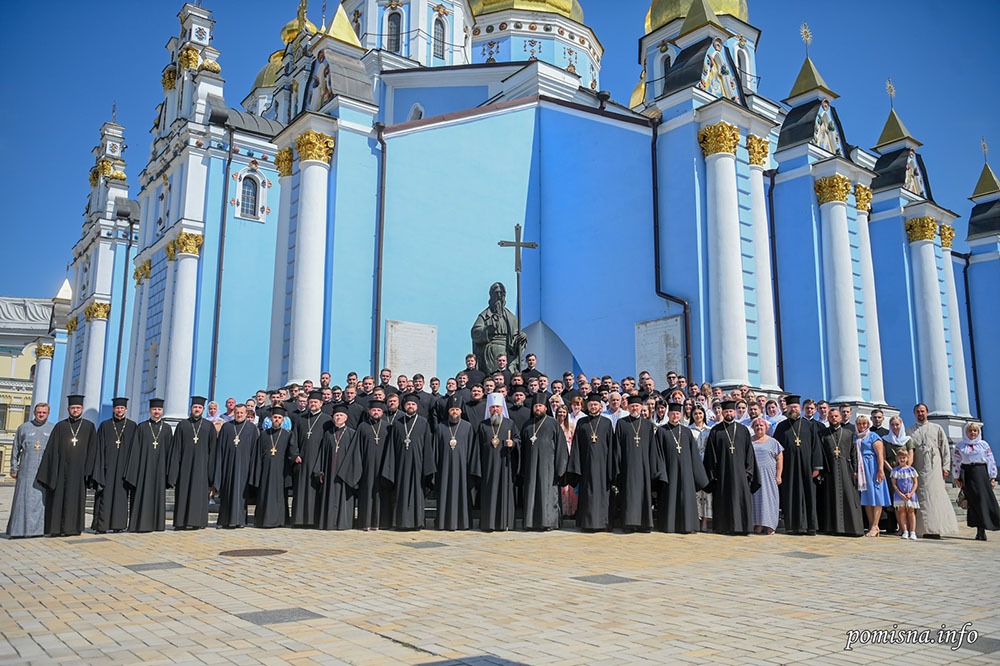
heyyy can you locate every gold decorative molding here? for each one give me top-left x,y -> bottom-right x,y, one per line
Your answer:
275,147 -> 294,177
746,135 -> 769,167
905,217 -> 938,243
165,240 -> 177,262
85,301 -> 112,321
174,232 -> 204,257
939,224 -> 956,249
96,158 -> 113,177
814,174 -> 852,204
89,169 -> 99,187
66,316 -> 78,335
178,46 -> 200,71
109,170 -> 127,181
133,259 -> 152,285
35,344 -> 55,359
162,67 -> 177,92
854,184 -> 873,212
296,130 -> 335,164
199,59 -> 222,74
698,122 -> 740,157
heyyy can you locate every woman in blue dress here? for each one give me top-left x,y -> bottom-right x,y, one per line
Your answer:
857,414 -> 890,537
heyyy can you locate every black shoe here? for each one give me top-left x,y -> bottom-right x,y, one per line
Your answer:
923,533 -> 941,539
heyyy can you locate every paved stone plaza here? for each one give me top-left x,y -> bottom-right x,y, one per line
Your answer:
1,485 -> 998,665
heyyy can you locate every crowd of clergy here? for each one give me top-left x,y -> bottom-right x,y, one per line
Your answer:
7,352 -> 999,542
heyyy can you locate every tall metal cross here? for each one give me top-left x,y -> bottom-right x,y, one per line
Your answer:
498,223 -> 538,330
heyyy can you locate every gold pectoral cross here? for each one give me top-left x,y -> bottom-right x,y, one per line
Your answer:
71,436 -> 78,447
794,436 -> 801,447
676,442 -> 682,454
193,435 -> 199,445
153,440 -> 158,450
270,445 -> 277,456
234,436 -> 240,446
729,444 -> 735,455
634,433 -> 641,446
833,445 -> 840,458
591,432 -> 598,442
34,442 -> 41,451
115,440 -> 121,448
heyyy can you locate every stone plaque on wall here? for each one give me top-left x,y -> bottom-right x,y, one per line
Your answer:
635,316 -> 685,382
385,320 -> 437,379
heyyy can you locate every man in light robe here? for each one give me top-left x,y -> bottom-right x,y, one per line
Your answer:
6,403 -> 55,538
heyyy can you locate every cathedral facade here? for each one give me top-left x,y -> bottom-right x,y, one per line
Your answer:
47,0 -> 999,445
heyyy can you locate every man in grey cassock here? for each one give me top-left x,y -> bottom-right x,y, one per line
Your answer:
6,403 -> 55,538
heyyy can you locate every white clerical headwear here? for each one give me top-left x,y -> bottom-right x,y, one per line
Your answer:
486,391 -> 509,418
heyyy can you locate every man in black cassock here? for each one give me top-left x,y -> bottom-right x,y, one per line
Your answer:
816,407 -> 864,536
565,393 -> 616,531
124,398 -> 171,533
773,394 -> 822,535
507,387 -> 531,433
356,400 -> 393,530
473,393 -> 519,531
429,395 -> 476,530
92,397 -> 136,533
290,391 -> 329,528
167,396 -> 216,530
342,385 -> 366,430
314,404 -> 362,530
655,403 -> 709,534
462,384 -> 487,424
382,394 -> 432,530
214,403 -> 258,528
250,407 -> 298,527
614,395 -> 666,533
36,394 -> 99,537
519,394 -> 568,531
702,400 -> 760,535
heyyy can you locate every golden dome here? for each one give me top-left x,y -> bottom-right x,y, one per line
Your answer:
281,15 -> 317,45
253,50 -> 285,89
630,72 -> 646,110
471,0 -> 584,22
645,0 -> 748,33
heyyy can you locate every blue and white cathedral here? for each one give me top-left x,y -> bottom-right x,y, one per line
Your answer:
42,0 -> 1000,449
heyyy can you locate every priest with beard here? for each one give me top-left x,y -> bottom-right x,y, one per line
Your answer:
772,394 -> 823,535
214,403 -> 258,528
37,394 -> 100,537
356,400 -> 393,530
314,404 -> 363,530
124,398 -> 171,533
382,393 -> 433,529
565,393 -> 617,532
430,395 -> 476,530
250,406 -> 299,528
384,393 -> 402,429
290,392 -> 330,528
473,392 -> 519,532
815,407 -> 864,536
92,397 -> 136,533
167,396 -> 217,530
655,403 -> 709,534
702,400 -> 760,535
614,395 -> 667,533
519,394 -> 568,531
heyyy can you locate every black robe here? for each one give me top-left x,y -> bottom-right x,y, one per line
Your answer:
773,416 -> 823,533
430,419 -> 476,530
36,417 -> 99,536
344,400 -> 366,430
473,418 -> 519,531
382,413 -> 433,529
314,425 -> 363,530
655,423 -> 709,533
167,417 -> 216,529
613,416 -> 667,531
92,417 -> 136,533
702,420 -> 760,535
508,404 -> 531,434
565,415 -> 617,530
290,411 -> 331,527
213,420 -> 257,528
462,398 -> 486,425
816,425 -> 864,536
356,418 -> 393,529
250,428 -> 297,528
124,419 -> 171,533
519,415 -> 568,530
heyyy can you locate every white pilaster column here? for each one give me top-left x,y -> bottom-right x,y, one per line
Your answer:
81,302 -> 112,422
816,175 -> 863,403
939,224 -> 971,416
269,148 -> 294,387
32,343 -> 55,408
906,217 -> 951,414
126,261 -> 151,409
853,185 -> 886,404
287,130 -> 333,385
746,135 -> 779,390
700,122 -> 749,387
163,233 -> 203,419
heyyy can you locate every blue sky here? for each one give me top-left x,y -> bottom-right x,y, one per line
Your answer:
1,1 -> 996,298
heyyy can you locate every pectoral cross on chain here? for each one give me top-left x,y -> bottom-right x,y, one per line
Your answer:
729,443 -> 735,455
71,436 -> 78,447
153,440 -> 158,450
270,444 -> 277,456
794,436 -> 801,447
530,435 -> 538,444
833,445 -> 840,458
193,434 -> 199,445
676,442 -> 682,454
234,436 -> 241,446
34,441 -> 41,451
634,433 -> 642,446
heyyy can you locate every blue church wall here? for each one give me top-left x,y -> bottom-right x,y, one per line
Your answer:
475,36 -> 511,64
734,147 -> 761,386
391,85 -> 489,125
951,256 -> 977,417
967,250 -> 1000,451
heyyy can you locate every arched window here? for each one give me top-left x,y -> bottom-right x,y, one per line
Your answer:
433,18 -> 446,60
660,53 -> 672,96
240,177 -> 259,218
408,104 -> 424,121
387,12 -> 402,54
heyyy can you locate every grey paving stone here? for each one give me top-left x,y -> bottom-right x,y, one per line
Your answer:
233,608 -> 323,626
779,551 -> 831,559
402,541 -> 450,549
570,574 -> 640,585
123,561 -> 185,572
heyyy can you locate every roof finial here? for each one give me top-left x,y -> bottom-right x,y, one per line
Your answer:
320,0 -> 327,31
297,0 -> 308,28
799,22 -> 813,56
984,136 -> 990,163
112,99 -> 117,124
886,78 -> 896,109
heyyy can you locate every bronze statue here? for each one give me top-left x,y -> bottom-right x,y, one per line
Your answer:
471,282 -> 527,374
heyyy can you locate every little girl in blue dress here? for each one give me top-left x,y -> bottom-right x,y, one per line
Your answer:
891,447 -> 920,541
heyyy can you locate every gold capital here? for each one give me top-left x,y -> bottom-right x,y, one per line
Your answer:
89,169 -> 99,187
698,122 -> 741,157
814,174 -> 852,204
96,158 -> 113,177
939,224 -> 956,249
178,46 -> 200,71
174,232 -> 204,257
66,316 -> 78,335
133,259 -> 152,285
35,344 -> 55,359
165,240 -> 177,262
854,184 -> 873,212
161,67 -> 177,92
905,217 -> 938,243
275,147 -> 294,177
85,301 -> 112,321
746,135 -> 770,167
296,130 -> 336,164
199,59 -> 222,74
